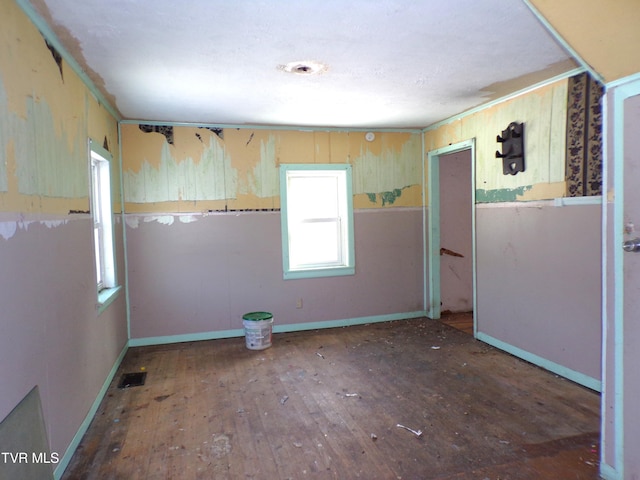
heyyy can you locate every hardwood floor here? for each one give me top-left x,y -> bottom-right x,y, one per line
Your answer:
439,311 -> 474,335
62,318 -> 601,479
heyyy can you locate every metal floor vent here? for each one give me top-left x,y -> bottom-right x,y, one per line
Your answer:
118,372 -> 147,389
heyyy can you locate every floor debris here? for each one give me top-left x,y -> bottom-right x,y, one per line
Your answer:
396,424 -> 423,437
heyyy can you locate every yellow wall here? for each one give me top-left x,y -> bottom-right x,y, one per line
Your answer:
121,125 -> 423,213
0,0 -> 119,215
531,0 -> 640,83
424,79 -> 568,202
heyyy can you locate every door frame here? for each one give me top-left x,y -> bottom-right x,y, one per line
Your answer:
425,139 -> 476,332
602,75 -> 640,480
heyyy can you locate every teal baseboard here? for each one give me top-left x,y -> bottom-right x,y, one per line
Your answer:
476,331 -> 602,392
54,342 -> 129,479
129,328 -> 245,347
129,311 -> 429,347
599,462 -> 619,480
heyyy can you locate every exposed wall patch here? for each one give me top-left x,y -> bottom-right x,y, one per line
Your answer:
125,216 -> 140,229
0,222 -> 18,240
139,124 -> 174,145
476,186 -> 528,203
44,38 -> 63,81
143,215 -> 174,226
366,187 -> 407,206
0,218 -> 70,240
199,127 -> 224,140
380,188 -> 404,206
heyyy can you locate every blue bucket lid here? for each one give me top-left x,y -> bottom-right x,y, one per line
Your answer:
242,311 -> 273,321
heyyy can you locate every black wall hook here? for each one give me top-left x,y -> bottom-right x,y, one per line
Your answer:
495,122 -> 525,175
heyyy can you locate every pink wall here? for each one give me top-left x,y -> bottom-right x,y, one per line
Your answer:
126,209 -> 424,339
0,219 -> 128,456
475,202 -> 602,383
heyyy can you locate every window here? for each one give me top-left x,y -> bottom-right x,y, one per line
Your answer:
90,142 -> 117,303
280,164 -> 355,279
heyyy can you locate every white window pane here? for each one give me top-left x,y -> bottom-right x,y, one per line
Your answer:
91,146 -> 115,291
281,165 -> 353,279
290,220 -> 340,267
288,176 -> 339,219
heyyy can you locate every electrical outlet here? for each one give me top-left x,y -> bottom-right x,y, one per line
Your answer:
296,298 -> 303,309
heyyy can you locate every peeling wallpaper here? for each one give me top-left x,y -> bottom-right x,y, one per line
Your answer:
0,0 -> 119,216
19,93 -> 87,198
124,138 -> 236,204
424,79 -> 569,202
121,125 -> 423,213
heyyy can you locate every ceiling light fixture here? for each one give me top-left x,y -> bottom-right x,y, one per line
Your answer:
280,60 -> 327,75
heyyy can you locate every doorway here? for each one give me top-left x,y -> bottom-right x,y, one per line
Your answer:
426,140 -> 475,335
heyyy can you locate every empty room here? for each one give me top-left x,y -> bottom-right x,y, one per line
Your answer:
1,0 -> 640,479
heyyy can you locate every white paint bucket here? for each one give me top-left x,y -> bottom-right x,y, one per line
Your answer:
242,312 -> 274,350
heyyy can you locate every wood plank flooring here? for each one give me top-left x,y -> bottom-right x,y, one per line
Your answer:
439,312 -> 474,335
62,318 -> 601,479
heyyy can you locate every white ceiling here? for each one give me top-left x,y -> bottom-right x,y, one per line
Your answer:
29,0 -> 577,129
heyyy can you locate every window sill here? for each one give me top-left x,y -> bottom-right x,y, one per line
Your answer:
97,285 -> 122,314
284,266 -> 355,280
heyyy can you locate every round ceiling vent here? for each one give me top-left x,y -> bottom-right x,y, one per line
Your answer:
280,60 -> 327,75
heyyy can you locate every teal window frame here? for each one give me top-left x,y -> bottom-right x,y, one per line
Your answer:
280,164 -> 355,280
90,140 -> 120,312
